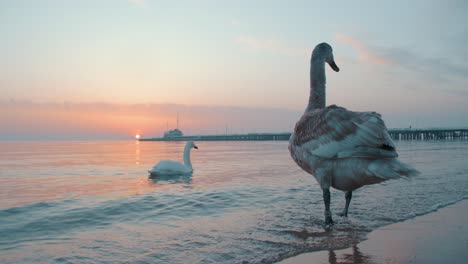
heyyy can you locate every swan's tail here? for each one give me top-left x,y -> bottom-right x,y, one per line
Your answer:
368,158 -> 420,180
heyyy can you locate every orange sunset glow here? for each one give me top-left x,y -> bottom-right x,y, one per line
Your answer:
1,100 -> 301,140
1,1 -> 467,141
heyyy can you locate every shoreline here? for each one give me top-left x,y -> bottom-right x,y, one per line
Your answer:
279,199 -> 468,264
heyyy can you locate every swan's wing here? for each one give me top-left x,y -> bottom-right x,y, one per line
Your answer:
151,160 -> 188,172
293,105 -> 397,158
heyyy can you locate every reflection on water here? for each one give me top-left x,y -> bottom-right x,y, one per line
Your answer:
149,173 -> 193,185
328,246 -> 375,264
0,141 -> 200,207
0,141 -> 467,263
135,140 -> 140,165
0,175 -> 158,208
281,245 -> 377,264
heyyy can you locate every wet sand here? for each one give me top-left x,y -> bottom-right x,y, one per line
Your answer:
279,199 -> 468,264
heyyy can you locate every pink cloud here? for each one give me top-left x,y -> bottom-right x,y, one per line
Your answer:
0,100 -> 300,140
335,33 -> 391,65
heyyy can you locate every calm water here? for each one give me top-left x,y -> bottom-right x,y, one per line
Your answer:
1,140 -> 467,263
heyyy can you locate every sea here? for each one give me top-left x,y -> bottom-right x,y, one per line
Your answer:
1,140 -> 467,263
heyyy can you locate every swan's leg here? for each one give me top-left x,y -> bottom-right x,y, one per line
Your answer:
323,188 -> 334,225
340,191 -> 352,217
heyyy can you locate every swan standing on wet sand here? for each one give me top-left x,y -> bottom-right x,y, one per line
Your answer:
148,141 -> 198,176
288,43 -> 419,226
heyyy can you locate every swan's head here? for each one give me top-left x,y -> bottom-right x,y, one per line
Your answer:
188,140 -> 198,149
312,42 -> 340,72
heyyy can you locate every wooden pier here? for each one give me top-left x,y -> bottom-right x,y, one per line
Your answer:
387,129 -> 468,141
139,132 -> 292,142
139,129 -> 468,142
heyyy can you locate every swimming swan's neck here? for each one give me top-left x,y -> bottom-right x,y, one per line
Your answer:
306,57 -> 326,112
183,144 -> 193,170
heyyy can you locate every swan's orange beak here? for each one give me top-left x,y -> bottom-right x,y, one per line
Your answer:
328,60 -> 340,72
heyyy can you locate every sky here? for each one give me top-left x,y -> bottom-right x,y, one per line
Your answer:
1,0 -> 467,140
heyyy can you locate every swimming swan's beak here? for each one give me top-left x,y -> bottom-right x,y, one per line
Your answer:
193,145 -> 198,149
328,60 -> 340,72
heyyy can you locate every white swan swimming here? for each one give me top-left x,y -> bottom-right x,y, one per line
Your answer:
148,141 -> 198,176
288,43 -> 419,226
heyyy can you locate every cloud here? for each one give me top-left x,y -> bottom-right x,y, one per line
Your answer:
235,36 -> 311,56
0,100 -> 301,140
381,47 -> 468,97
128,0 -> 145,6
379,47 -> 468,80
335,33 -> 468,95
335,33 -> 391,65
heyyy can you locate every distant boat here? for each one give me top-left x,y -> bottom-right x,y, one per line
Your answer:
164,128 -> 184,138
163,112 -> 184,138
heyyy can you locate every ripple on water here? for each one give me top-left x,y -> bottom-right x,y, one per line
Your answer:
1,141 -> 468,263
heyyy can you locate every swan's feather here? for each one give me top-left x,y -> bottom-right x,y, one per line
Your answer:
149,160 -> 192,175
293,105 -> 397,159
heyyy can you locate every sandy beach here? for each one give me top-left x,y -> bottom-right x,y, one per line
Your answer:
279,199 -> 468,264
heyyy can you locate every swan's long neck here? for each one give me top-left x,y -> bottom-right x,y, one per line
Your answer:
306,56 -> 326,112
183,144 -> 193,169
